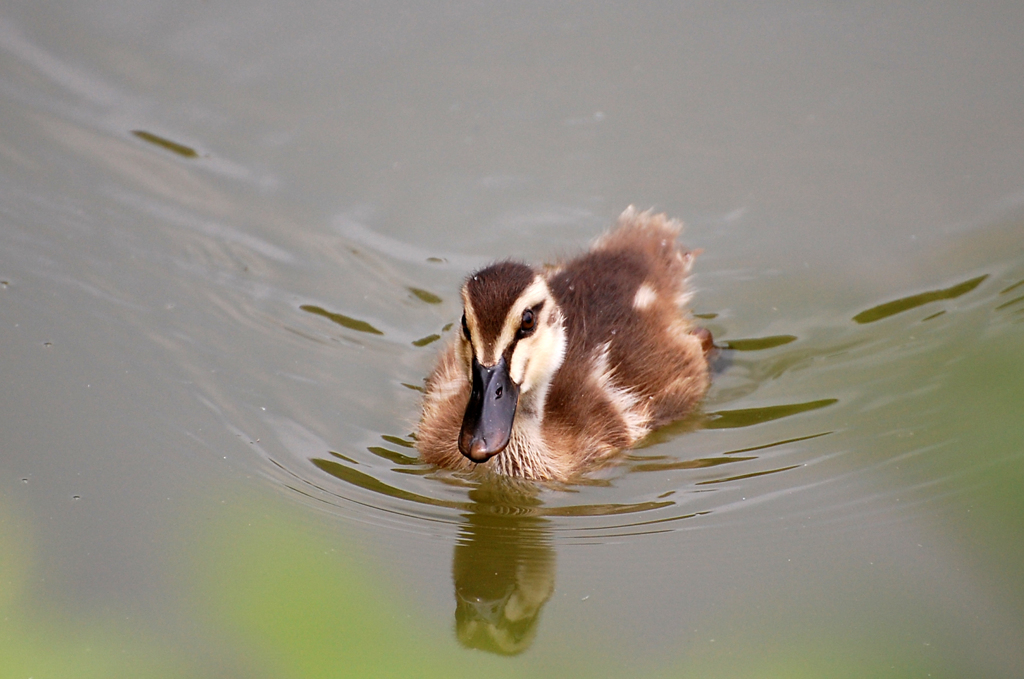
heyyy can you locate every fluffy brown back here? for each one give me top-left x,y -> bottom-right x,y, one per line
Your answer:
545,208 -> 706,442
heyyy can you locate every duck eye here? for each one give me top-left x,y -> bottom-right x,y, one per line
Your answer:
518,308 -> 536,337
461,313 -> 471,341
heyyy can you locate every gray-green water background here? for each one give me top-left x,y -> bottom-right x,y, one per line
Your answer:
2,2 -> 1023,677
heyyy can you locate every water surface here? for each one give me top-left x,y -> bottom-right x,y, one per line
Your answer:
2,2 -> 1023,676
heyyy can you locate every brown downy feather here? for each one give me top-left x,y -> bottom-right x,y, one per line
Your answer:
418,207 -> 711,481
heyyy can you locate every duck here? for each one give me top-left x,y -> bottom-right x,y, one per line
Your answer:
418,206 -> 713,481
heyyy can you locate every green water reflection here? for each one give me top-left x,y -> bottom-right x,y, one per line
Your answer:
852,274 -> 988,324
130,130 -> 200,159
300,304 -> 385,335
705,398 -> 838,429
408,287 -> 444,304
719,334 -> 797,351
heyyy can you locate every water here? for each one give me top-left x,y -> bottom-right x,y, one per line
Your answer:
1,2 -> 1023,676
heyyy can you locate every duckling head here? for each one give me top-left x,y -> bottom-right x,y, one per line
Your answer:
457,262 -> 566,464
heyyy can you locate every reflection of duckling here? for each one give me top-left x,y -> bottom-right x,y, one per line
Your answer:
419,207 -> 713,481
454,543 -> 554,655
453,483 -> 554,655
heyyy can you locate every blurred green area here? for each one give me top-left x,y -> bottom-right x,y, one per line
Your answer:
0,485 -> 1004,679
191,498 -> 515,678
173,494 -> 976,678
0,492 -> 516,678
0,502 -> 188,678
0,330 -> 1020,677
940,330 -> 1024,607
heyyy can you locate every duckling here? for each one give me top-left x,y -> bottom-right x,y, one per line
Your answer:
418,206 -> 712,481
